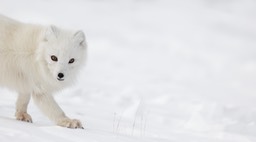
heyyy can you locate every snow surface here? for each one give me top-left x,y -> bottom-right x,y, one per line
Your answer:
1,0 -> 256,141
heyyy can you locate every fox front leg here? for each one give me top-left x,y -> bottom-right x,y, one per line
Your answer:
32,93 -> 83,129
15,93 -> 33,123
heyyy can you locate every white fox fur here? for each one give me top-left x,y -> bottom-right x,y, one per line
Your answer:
0,15 -> 86,128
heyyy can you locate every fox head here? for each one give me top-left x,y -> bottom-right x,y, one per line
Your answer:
37,25 -> 87,83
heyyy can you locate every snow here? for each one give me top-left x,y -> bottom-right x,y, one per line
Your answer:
1,0 -> 256,141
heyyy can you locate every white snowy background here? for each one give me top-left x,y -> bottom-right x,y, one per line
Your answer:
1,0 -> 256,141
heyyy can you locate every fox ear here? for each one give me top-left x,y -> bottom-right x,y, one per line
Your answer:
73,30 -> 86,46
44,25 -> 59,41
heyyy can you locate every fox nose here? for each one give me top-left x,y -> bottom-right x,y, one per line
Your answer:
58,73 -> 64,78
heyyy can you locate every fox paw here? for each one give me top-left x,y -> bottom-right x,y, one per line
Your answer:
57,118 -> 84,129
15,112 -> 33,123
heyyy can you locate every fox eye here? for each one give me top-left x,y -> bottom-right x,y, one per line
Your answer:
51,55 -> 58,62
69,58 -> 75,64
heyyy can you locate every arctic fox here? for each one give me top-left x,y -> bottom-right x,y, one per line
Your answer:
0,15 -> 86,129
